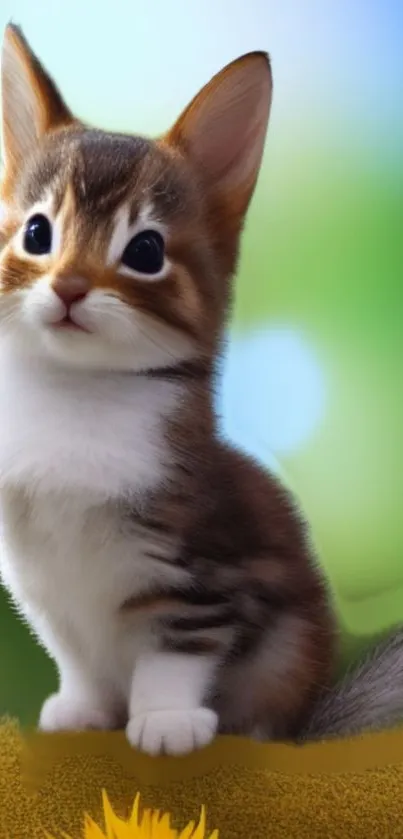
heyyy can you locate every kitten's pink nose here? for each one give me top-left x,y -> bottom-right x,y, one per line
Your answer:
51,275 -> 90,308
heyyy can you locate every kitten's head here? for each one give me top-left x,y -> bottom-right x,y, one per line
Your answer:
0,25 -> 272,372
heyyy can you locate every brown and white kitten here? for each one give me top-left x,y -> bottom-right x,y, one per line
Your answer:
0,25 -> 403,756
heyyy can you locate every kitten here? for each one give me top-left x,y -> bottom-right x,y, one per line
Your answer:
0,25 -> 402,757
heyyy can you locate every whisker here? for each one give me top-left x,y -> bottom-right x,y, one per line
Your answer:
133,318 -> 184,365
87,295 -> 187,366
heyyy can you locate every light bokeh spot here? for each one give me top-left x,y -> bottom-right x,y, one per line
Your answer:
217,327 -> 326,460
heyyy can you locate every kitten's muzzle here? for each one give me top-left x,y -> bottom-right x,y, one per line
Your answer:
49,274 -> 92,332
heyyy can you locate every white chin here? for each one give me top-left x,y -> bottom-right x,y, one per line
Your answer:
19,322 -> 191,374
38,325 -> 139,371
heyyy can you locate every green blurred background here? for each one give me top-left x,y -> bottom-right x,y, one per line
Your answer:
0,0 -> 402,724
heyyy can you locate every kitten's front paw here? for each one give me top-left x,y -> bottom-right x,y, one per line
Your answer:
39,692 -> 115,732
126,707 -> 218,756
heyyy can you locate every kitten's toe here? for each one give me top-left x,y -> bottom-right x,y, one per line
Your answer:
126,707 -> 218,756
39,692 -> 116,732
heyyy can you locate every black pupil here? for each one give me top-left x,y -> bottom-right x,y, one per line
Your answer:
121,230 -> 164,275
23,214 -> 52,255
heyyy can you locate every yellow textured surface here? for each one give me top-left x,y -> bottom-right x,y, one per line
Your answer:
0,718 -> 402,838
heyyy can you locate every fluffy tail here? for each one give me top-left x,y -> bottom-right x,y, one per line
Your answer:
299,629 -> 403,741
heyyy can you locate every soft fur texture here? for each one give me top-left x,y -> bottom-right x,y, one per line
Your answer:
299,629 -> 403,741
0,25 -> 402,757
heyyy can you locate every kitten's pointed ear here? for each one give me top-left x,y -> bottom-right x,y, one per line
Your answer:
1,24 -> 73,177
166,52 -> 272,214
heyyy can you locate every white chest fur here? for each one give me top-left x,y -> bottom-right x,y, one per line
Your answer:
0,348 -> 185,692
0,347 -> 181,498
0,490 -> 183,687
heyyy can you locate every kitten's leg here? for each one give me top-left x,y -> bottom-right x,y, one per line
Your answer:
39,652 -> 123,732
127,651 -> 218,755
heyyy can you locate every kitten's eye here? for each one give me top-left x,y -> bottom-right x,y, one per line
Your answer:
121,230 -> 164,276
23,213 -> 52,256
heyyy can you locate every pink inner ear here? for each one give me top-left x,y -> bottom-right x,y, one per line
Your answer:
183,62 -> 271,193
199,109 -> 266,189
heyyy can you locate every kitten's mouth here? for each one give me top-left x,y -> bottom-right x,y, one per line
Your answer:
50,315 -> 92,334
